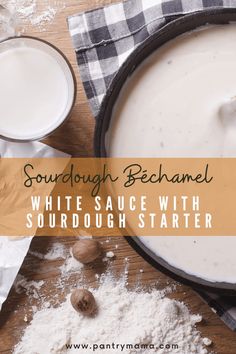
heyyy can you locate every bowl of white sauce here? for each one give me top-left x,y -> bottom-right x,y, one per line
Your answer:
95,8 -> 236,294
0,36 -> 76,142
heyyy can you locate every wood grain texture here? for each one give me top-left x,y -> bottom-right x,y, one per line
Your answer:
0,1 -> 236,353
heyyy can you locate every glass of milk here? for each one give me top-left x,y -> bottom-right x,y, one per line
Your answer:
0,36 -> 76,141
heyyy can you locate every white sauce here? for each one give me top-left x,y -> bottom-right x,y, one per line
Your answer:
107,25 -> 236,283
0,38 -> 74,140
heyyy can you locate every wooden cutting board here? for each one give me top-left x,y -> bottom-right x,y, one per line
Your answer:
0,1 -> 236,353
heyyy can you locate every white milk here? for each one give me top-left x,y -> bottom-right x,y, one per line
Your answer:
107,25 -> 236,283
0,38 -> 74,140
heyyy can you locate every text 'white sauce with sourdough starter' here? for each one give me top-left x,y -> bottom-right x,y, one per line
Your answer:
0,37 -> 74,141
107,24 -> 236,283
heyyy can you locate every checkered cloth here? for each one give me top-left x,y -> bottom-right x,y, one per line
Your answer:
68,0 -> 236,330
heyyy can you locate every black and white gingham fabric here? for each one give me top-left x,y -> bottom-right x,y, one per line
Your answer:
68,0 -> 236,117
68,0 -> 236,330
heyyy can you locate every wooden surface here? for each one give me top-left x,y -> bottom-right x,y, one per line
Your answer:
0,1 -> 236,353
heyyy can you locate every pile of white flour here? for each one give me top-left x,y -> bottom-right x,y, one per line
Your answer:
14,275 -> 211,354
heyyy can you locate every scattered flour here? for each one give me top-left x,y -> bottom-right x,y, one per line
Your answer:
0,4 -> 15,39
203,338 -> 212,347
29,242 -> 66,260
59,250 -> 83,276
0,0 -> 65,33
28,250 -> 44,259
30,6 -> 56,27
13,275 -> 211,354
14,274 -> 44,300
44,242 -> 67,260
106,251 -> 115,258
26,242 -> 83,278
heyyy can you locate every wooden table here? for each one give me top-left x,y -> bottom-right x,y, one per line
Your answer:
0,1 -> 236,353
